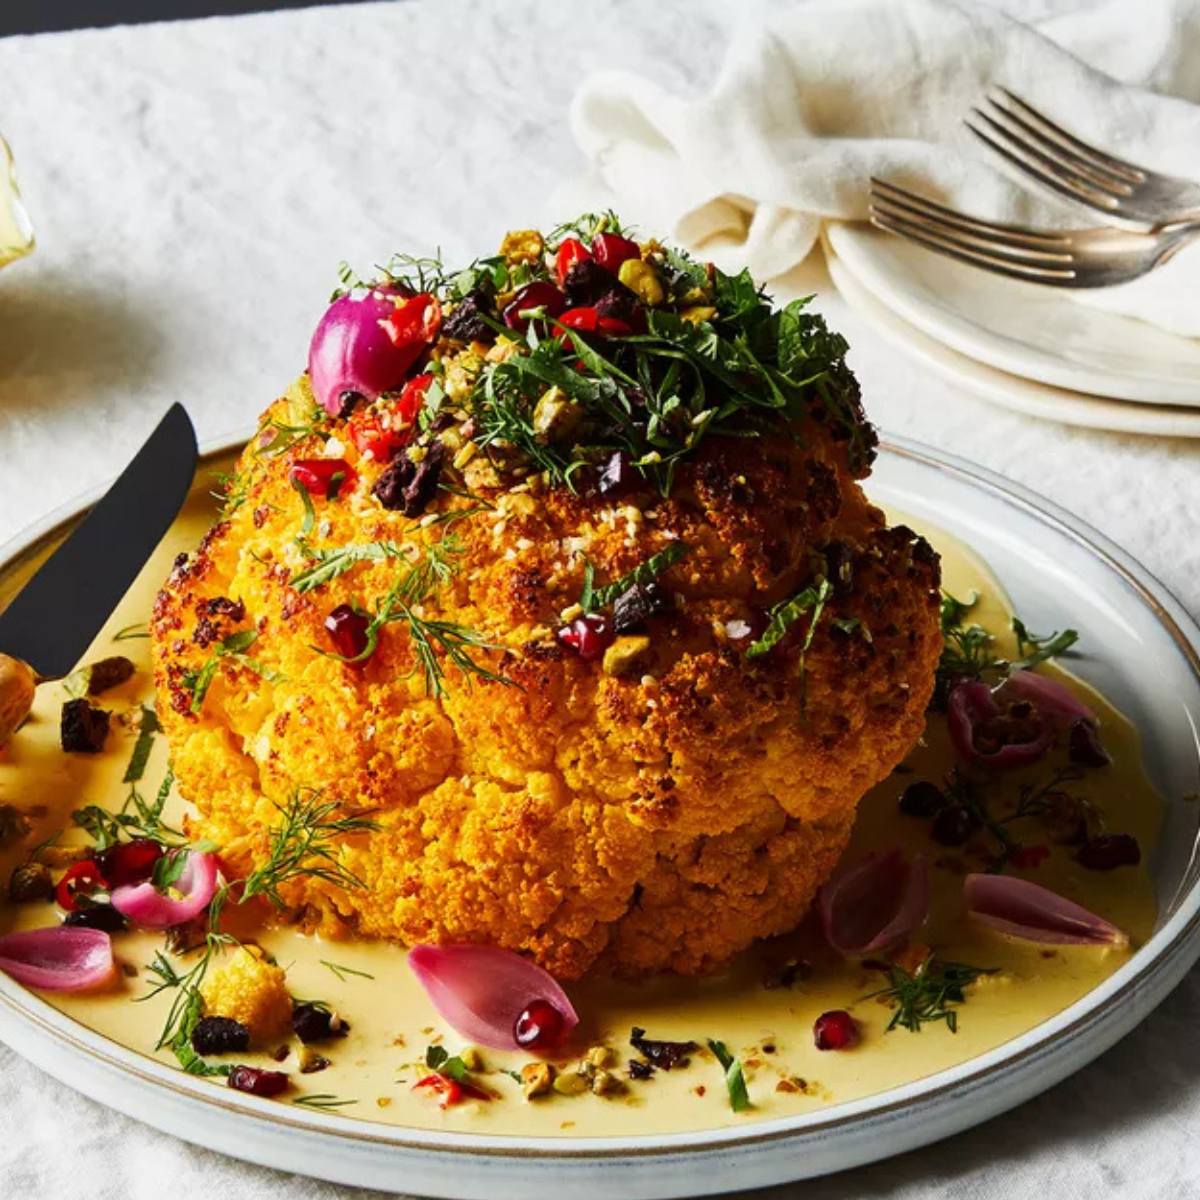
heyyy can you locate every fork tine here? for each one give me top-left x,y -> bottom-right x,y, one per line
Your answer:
982,96 -> 1133,195
966,115 -> 1122,216
869,181 -> 1071,252
991,87 -> 1145,184
869,197 -> 1073,264
868,211 -> 1079,284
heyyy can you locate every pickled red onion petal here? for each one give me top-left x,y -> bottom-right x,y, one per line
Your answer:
0,927 -> 114,991
964,873 -> 1127,946
407,944 -> 578,1051
947,679 -> 1053,769
307,291 -> 426,417
111,851 -> 217,930
1001,670 -> 1096,726
818,848 -> 929,956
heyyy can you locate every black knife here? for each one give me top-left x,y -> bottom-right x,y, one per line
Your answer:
0,403 -> 198,689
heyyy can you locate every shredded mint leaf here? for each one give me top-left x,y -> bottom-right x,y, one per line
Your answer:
122,704 -> 160,785
746,578 -> 831,660
585,542 -> 690,612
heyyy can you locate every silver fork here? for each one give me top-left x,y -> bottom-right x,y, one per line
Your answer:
868,178 -> 1197,287
965,87 -> 1200,231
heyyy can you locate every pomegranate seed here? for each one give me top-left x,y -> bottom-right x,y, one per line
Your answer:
591,232 -> 641,274
97,838 -> 164,888
813,1010 -> 858,1051
325,605 -> 371,660
513,999 -> 566,1051
227,1066 -> 289,1097
290,458 -> 356,499
898,781 -> 946,818
1077,833 -> 1140,871
503,281 -> 567,332
1068,719 -> 1111,767
556,614 -> 614,662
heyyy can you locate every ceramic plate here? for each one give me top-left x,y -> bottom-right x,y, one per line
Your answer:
824,246 -> 1200,439
825,222 -> 1200,407
1,434 -> 1199,1198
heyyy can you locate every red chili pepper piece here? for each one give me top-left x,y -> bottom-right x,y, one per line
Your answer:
396,373 -> 434,425
555,237 -> 592,285
290,458 -> 357,499
558,306 -> 599,333
382,292 -> 442,348
56,859 -> 107,913
414,1073 -> 463,1108
348,411 -> 406,463
591,231 -> 640,274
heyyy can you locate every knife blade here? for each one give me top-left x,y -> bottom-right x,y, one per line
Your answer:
0,403 -> 198,679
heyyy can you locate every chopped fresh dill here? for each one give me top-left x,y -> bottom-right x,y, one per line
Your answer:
863,954 -> 996,1033
706,1039 -> 751,1112
320,959 -> 375,982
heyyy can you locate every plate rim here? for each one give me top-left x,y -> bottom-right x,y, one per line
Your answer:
823,243 -> 1200,439
825,221 -> 1200,407
1,427 -> 1198,1164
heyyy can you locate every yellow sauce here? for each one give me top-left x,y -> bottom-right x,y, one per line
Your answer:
0,455 -> 1162,1137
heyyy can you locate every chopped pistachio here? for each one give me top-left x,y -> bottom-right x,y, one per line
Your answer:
585,1045 -> 615,1069
552,1070 -> 589,1096
521,1061 -> 555,1099
590,1068 -> 623,1096
680,305 -> 718,324
459,1046 -> 484,1071
500,229 -> 544,265
602,635 -> 652,678
532,386 -> 584,444
617,259 -> 666,306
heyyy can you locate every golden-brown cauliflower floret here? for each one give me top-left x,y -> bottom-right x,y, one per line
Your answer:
153,223 -> 941,983
199,946 -> 292,1041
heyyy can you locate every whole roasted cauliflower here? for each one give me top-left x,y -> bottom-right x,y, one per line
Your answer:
152,218 -> 941,980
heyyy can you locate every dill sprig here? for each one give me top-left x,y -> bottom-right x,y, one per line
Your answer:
141,788 -> 377,1067
232,789 -> 378,913
321,959 -> 375,982
290,540 -> 408,593
863,954 -> 996,1034
112,622 -> 150,642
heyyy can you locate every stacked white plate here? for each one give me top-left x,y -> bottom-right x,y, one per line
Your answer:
823,222 -> 1200,438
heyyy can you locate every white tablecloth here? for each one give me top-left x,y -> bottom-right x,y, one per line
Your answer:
0,2 -> 1198,1196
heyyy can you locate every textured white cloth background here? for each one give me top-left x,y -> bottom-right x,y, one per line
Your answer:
566,0 -> 1200,336
0,1 -> 1198,1197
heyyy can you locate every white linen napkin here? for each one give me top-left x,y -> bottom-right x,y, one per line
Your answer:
564,0 -> 1200,337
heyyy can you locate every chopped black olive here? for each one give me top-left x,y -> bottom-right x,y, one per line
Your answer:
627,1058 -> 655,1080
60,698 -> 111,753
337,389 -> 365,418
8,861 -> 53,903
443,291 -> 494,343
373,441 -> 445,517
86,655 -> 136,696
63,903 -> 127,933
292,1002 -> 349,1044
613,582 -> 670,635
629,1026 -> 697,1071
191,1016 -> 251,1056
